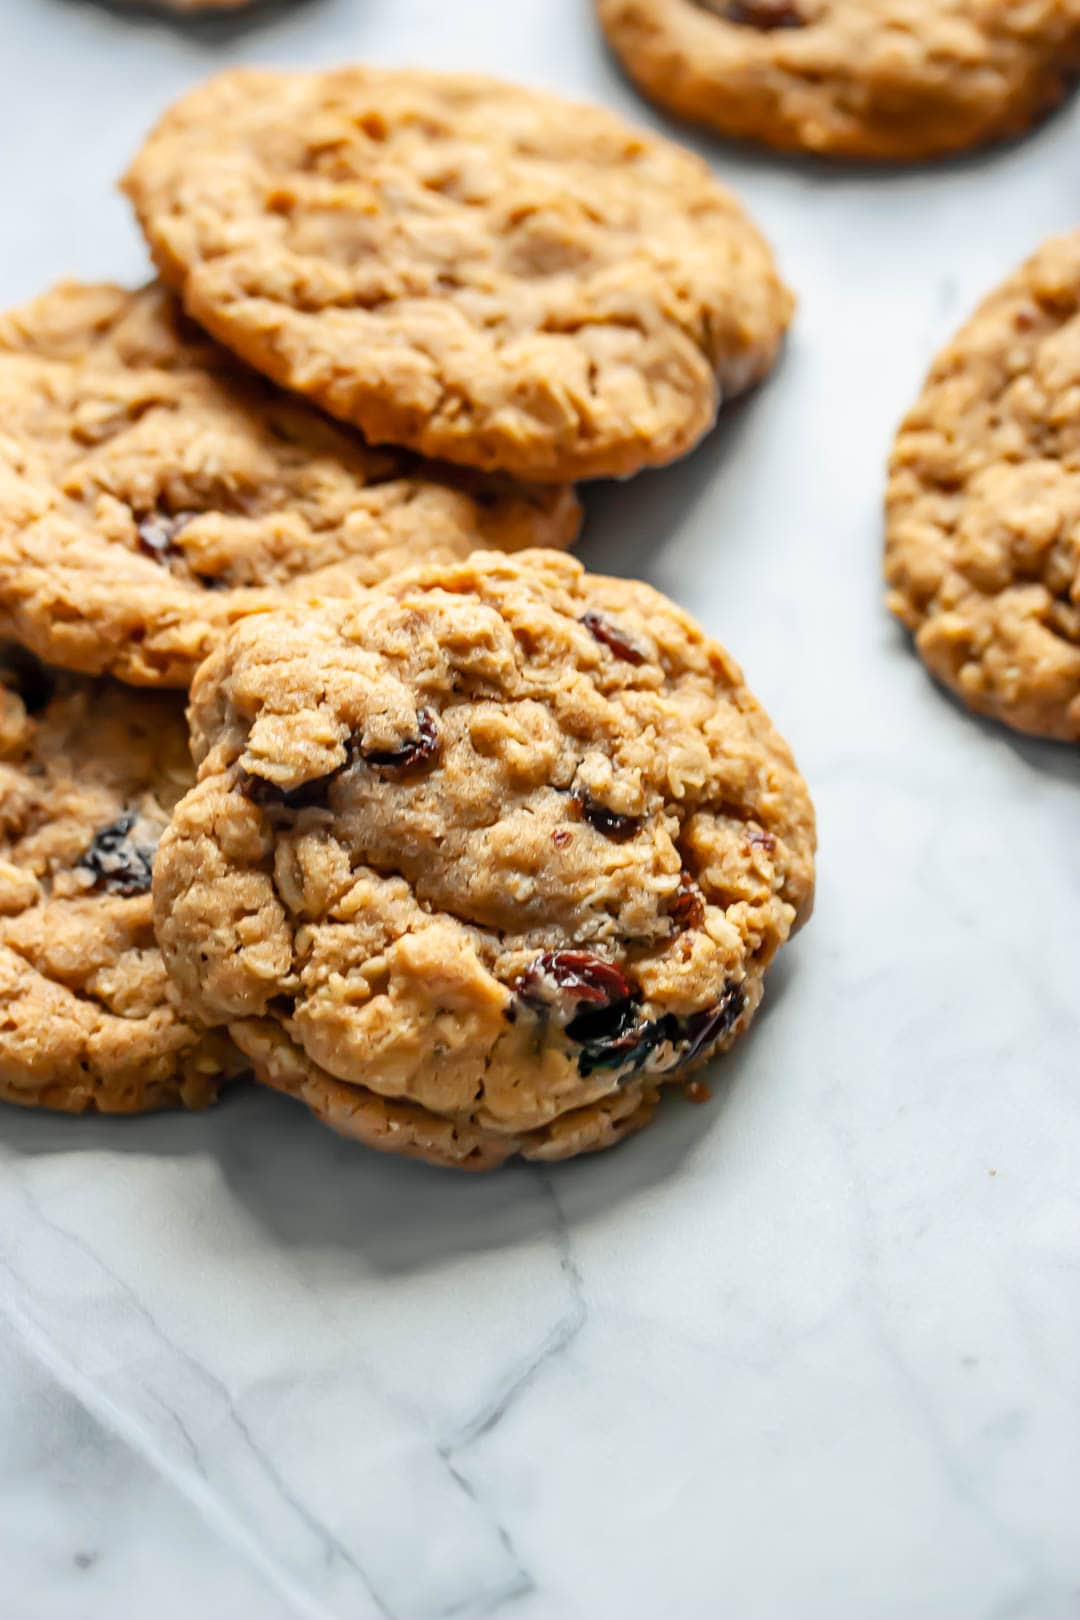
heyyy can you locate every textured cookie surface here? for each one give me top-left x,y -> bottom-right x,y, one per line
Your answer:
154,550 -> 815,1170
0,649 -> 241,1113
122,67 -> 792,482
0,281 -> 579,688
597,0 -> 1080,161
886,232 -> 1080,741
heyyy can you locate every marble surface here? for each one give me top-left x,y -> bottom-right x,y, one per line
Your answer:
1,2 -> 1079,1616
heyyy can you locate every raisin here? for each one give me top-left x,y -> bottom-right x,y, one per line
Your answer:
361,709 -> 440,773
714,0 -> 805,26
679,982 -> 746,1064
570,791 -> 642,842
76,810 -> 159,897
516,949 -> 643,1072
670,870 -> 705,931
136,511 -> 192,561
552,828 -> 574,849
516,950 -> 635,1013
568,997 -> 644,1057
580,610 -> 646,666
0,645 -> 55,715
238,766 -> 345,813
576,1012 -> 671,1078
238,710 -> 440,813
577,981 -> 746,1079
516,956 -> 745,1083
748,829 -> 776,853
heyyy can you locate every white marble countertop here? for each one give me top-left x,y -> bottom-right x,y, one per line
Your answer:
1,3 -> 1078,1617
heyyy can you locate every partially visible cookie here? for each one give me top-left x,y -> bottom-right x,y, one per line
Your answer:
122,67 -> 793,483
886,232 -> 1080,742
0,649 -> 242,1113
0,281 -> 579,688
153,550 -> 815,1171
597,0 -> 1080,162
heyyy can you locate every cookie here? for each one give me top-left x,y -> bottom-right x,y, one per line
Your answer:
121,67 -> 793,483
0,281 -> 579,688
152,550 -> 815,1170
886,233 -> 1080,741
596,1 -> 1080,162
0,648 -> 242,1113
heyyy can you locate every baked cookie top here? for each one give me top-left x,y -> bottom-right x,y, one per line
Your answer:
122,67 -> 793,483
0,280 -> 579,688
596,0 -> 1080,162
886,232 -> 1080,742
0,648 -> 240,1112
153,550 -> 815,1169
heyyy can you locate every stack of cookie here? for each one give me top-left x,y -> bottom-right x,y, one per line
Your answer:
0,66 -> 816,1169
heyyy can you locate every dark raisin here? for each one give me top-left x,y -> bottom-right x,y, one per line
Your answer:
552,828 -> 573,849
580,610 -> 646,666
713,0 -> 805,26
670,870 -> 705,931
76,810 -> 159,897
361,709 -> 440,773
0,645 -> 55,715
512,949 -> 644,1074
517,952 -> 746,1084
136,511 -> 192,561
570,791 -> 642,842
516,949 -> 635,1013
238,765 -> 344,812
577,1012 -> 674,1079
679,982 -> 746,1065
577,981 -> 745,1079
568,996 -> 643,1052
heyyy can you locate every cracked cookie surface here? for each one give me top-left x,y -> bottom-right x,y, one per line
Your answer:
0,280 -> 579,688
886,232 -> 1080,741
597,0 -> 1080,161
153,550 -> 815,1170
122,66 -> 792,483
0,649 -> 242,1112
